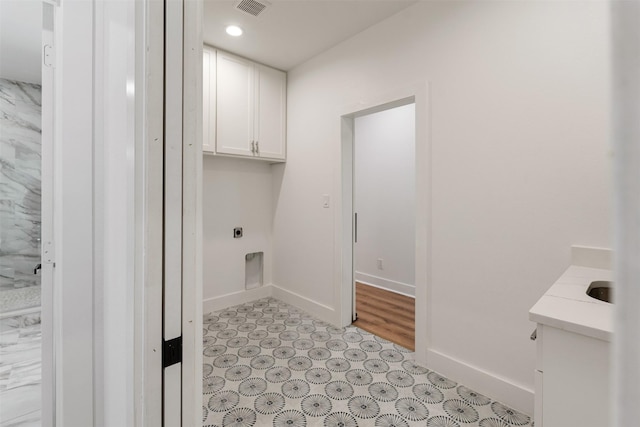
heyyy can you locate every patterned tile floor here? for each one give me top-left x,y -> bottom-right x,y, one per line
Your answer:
203,298 -> 533,427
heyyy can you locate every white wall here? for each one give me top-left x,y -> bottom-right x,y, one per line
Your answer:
203,156 -> 274,306
354,104 -> 415,296
273,0 -> 611,413
0,0 -> 41,84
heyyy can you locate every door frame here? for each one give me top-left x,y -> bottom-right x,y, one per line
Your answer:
135,0 -> 202,424
136,0 -> 165,425
41,0 -> 198,425
181,0 -> 204,426
349,100 -> 417,321
143,0 -> 202,425
163,0 -> 185,424
338,82 -> 431,364
40,2 -> 56,425
50,1 -> 96,424
611,3 -> 640,426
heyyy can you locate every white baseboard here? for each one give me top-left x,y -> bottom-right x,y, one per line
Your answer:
427,349 -> 534,416
202,284 -> 337,327
270,284 -> 337,325
355,272 -> 415,297
203,285 -> 273,314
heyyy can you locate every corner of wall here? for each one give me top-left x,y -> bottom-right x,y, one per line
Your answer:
426,349 -> 534,416
202,282 -> 338,327
271,284 -> 337,325
202,285 -> 274,314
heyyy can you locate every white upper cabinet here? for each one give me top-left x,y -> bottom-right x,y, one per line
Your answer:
216,51 -> 255,157
205,48 -> 286,162
202,46 -> 216,154
254,63 -> 286,161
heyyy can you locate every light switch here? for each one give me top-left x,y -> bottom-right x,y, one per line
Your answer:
323,194 -> 330,208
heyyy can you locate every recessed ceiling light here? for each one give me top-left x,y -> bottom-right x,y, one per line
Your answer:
226,25 -> 243,37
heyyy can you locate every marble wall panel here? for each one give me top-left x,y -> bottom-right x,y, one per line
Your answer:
0,78 -> 41,297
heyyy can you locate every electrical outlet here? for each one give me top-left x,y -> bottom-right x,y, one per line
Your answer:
377,258 -> 383,270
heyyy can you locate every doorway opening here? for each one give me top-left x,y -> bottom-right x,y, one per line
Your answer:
0,1 -> 53,425
339,86 -> 430,360
350,102 -> 416,350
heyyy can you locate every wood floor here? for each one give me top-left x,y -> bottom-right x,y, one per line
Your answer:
352,282 -> 415,351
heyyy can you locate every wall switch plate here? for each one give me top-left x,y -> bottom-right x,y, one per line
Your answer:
323,194 -> 330,208
233,227 -> 243,238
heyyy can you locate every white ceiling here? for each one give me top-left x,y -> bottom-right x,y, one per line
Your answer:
203,0 -> 417,71
0,0 -> 42,84
0,0 -> 417,85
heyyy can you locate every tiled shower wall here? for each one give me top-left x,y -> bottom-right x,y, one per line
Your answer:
0,78 -> 42,312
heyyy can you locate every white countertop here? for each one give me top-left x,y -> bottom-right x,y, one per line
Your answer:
529,265 -> 613,342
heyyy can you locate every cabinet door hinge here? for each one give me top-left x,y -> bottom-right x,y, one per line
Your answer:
163,336 -> 182,368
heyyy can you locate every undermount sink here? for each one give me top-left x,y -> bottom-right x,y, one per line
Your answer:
586,281 -> 613,303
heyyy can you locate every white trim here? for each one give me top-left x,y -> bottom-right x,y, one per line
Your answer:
413,82 -> 431,365
93,1 -> 106,421
182,0 -> 203,425
163,0 -> 183,344
41,2 -> 56,425
203,285 -> 274,314
203,284 -> 338,326
164,1 -> 184,425
611,3 -> 640,427
337,82 -> 431,363
339,115 -> 355,325
135,0 -> 164,425
427,349 -> 534,415
355,273 -> 415,298
271,285 -> 337,323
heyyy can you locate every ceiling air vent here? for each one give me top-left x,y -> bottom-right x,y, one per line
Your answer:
234,0 -> 270,17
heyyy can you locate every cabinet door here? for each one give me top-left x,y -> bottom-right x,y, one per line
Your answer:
254,64 -> 286,161
202,47 -> 216,154
216,51 -> 254,157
